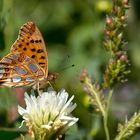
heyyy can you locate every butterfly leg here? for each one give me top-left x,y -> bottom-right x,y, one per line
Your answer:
36,81 -> 42,95
28,71 -> 41,95
47,81 -> 54,91
31,76 -> 41,95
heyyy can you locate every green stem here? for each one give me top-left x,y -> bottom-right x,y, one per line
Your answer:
106,89 -> 113,120
85,78 -> 113,140
103,89 -> 113,140
86,78 -> 105,117
103,115 -> 110,140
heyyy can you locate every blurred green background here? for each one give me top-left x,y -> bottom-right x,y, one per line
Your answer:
0,0 -> 140,139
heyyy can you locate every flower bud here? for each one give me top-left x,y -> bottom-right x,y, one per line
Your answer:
120,55 -> 127,63
106,30 -> 111,36
121,16 -> 126,21
123,0 -> 128,5
80,69 -> 88,83
106,17 -> 112,25
115,51 -> 123,57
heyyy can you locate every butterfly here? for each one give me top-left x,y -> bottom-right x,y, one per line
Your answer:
0,21 -> 57,91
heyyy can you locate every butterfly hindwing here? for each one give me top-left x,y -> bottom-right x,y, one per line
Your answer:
0,52 -> 44,87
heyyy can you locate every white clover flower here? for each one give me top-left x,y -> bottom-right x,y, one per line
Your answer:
18,89 -> 78,139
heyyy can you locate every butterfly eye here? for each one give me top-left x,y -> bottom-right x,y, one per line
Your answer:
12,77 -> 21,82
14,66 -> 27,75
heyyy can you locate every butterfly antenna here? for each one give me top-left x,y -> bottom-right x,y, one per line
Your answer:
58,54 -> 71,67
59,64 -> 75,72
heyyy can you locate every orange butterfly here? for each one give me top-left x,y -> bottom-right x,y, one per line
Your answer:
0,22 -> 57,91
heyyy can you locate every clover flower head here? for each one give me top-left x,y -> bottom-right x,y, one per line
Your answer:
18,89 -> 78,139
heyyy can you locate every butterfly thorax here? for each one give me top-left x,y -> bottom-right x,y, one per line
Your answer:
33,72 -> 59,90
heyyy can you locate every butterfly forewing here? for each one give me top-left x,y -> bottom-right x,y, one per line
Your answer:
10,21 -> 48,77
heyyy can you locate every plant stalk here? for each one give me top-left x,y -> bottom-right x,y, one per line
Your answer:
103,89 -> 113,140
